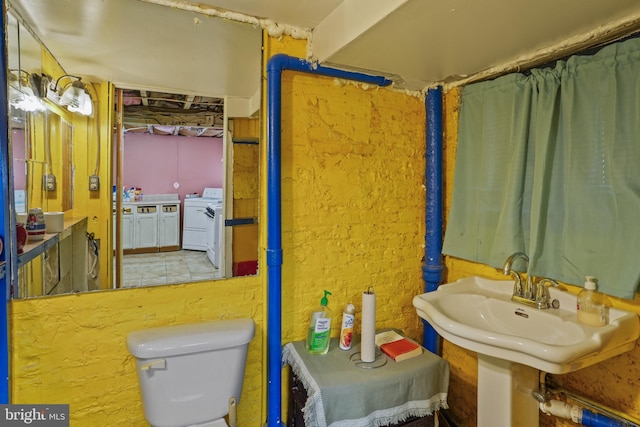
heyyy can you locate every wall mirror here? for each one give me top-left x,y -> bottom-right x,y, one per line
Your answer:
7,9 -> 43,216
7,10 -> 80,298
5,0 -> 262,297
8,10 -> 75,217
114,89 -> 260,288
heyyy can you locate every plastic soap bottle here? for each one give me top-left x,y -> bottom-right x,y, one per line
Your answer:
339,304 -> 356,350
577,276 -> 610,326
306,290 -> 333,354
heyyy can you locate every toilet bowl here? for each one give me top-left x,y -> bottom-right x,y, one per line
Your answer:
127,318 -> 255,427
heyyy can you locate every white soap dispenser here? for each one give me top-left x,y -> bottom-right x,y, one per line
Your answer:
577,276 -> 610,326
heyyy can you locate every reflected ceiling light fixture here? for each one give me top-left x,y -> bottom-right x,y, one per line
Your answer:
8,69 -> 46,112
46,74 -> 94,116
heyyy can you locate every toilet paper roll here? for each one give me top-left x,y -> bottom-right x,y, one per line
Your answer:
361,287 -> 376,362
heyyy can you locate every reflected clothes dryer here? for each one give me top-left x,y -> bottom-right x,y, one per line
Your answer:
182,188 -> 222,251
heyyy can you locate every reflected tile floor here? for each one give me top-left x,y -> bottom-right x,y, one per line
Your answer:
117,250 -> 220,288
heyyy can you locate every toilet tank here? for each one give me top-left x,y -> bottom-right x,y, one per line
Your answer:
127,318 -> 255,427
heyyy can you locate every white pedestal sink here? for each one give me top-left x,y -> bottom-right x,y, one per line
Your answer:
413,276 -> 640,427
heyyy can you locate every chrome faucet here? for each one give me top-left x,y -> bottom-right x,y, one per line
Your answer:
502,252 -> 532,299
502,252 -> 559,309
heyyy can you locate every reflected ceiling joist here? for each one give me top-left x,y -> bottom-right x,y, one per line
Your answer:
122,89 -> 224,137
124,124 -> 224,138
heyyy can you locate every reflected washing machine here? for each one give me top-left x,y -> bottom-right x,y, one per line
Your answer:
182,188 -> 223,251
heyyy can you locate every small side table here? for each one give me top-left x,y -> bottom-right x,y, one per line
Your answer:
282,335 -> 449,427
288,371 -> 435,427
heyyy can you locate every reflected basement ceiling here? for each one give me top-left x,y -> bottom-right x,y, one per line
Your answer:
122,89 -> 224,137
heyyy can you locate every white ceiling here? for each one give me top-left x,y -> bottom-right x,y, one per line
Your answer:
7,0 -> 640,103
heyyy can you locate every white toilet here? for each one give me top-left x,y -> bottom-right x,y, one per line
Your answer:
127,318 -> 255,427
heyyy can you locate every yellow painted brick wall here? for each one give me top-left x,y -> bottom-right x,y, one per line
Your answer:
269,39 -> 427,344
11,277 -> 264,426
262,35 -> 428,425
442,87 -> 640,427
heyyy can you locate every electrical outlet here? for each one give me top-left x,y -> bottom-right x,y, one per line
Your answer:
43,174 -> 56,191
89,175 -> 100,191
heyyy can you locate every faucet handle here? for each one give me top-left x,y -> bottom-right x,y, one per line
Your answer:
535,278 -> 559,304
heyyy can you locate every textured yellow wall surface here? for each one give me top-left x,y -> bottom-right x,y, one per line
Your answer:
275,54 -> 427,344
263,34 -> 429,423
442,87 -> 640,427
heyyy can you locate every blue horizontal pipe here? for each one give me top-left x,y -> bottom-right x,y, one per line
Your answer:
422,87 -> 444,355
266,54 -> 391,427
267,54 -> 393,87
580,408 -> 624,427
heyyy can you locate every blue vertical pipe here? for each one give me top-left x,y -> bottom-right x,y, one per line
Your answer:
266,55 -> 285,427
266,54 -> 391,427
0,6 -> 11,403
422,87 -> 444,355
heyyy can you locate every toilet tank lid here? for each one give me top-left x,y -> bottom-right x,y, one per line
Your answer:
127,318 -> 255,359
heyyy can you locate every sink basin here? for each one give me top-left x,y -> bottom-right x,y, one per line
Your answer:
413,276 -> 640,374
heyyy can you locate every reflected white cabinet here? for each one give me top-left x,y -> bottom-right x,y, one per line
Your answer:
135,211 -> 158,248
113,207 -> 135,250
159,204 -> 180,248
114,201 -> 180,252
122,211 -> 134,249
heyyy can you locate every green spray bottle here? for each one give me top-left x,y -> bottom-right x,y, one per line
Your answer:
306,290 -> 333,354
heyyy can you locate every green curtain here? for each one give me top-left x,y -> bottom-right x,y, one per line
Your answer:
443,37 -> 640,299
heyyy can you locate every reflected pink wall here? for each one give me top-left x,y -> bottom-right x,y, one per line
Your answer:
12,129 -> 26,190
120,133 -> 224,200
